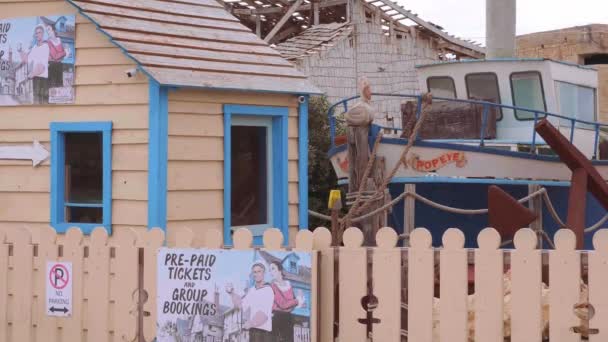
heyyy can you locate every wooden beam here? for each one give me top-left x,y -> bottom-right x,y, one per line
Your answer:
233,0 -> 346,15
264,0 -> 304,43
255,14 -> 262,37
437,41 -> 484,59
269,23 -> 301,43
313,0 -> 320,25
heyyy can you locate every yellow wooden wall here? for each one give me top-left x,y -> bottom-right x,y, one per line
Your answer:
0,0 -> 149,235
166,89 -> 300,246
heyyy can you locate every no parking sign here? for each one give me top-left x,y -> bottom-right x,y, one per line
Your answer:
46,262 -> 72,317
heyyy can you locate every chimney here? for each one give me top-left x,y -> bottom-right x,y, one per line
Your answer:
486,0 -> 516,58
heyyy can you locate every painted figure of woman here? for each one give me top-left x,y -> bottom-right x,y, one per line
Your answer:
45,24 -> 66,88
269,261 -> 304,342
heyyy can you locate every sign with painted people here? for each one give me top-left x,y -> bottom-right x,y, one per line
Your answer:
157,248 -> 313,342
0,15 -> 75,106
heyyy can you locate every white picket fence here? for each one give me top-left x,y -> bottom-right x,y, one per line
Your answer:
1,224 -> 607,341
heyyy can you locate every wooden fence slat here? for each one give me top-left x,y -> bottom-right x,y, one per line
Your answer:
407,228 -> 434,341
312,227 -> 333,342
550,229 -> 581,342
61,228 -> 85,341
9,227 -> 34,342
589,230 -> 608,342
233,228 -> 253,250
440,228 -> 468,342
339,227 -> 367,342
111,229 -> 139,342
33,227 -> 59,342
511,228 -> 542,342
262,228 -> 284,250
0,228 -> 8,342
373,228 -> 400,342
87,228 -> 110,342
295,230 -> 317,342
474,228 -> 504,342
140,228 -> 164,342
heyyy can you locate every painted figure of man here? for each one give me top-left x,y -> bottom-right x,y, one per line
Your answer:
19,24 -> 49,104
226,261 -> 274,341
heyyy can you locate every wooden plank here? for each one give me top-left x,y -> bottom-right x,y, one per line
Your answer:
105,29 -> 279,56
0,227 -> 8,342
0,105 -> 149,130
72,1 -> 247,31
8,228 -> 33,342
168,101 -> 223,115
0,1 -> 74,18
289,204 -> 299,226
165,221 -> 222,247
168,89 -> 297,107
75,65 -> 147,85
312,228 -> 333,342
289,138 -> 299,160
0,130 -> 49,143
289,182 -> 299,204
80,0 -> 233,19
33,228 -> 58,342
75,22 -> 116,49
137,229 -> 164,342
589,230 -> 608,342
289,117 -> 299,138
112,200 -> 147,226
58,229 -> 84,340
86,13 -> 265,46
263,0 -> 305,43
110,229 -> 138,342
75,47 -> 134,66
474,228 -> 504,342
113,144 -> 148,171
168,113 -> 223,137
112,171 -> 148,200
167,161 -> 223,191
120,40 -> 292,67
0,166 -> 50,192
549,229 -> 581,342
440,229 -> 468,342
131,53 -> 304,78
408,228 -> 434,341
148,67 -> 318,96
339,228 -> 366,342
168,136 -> 223,161
373,228 -> 400,342
0,193 -> 49,222
511,229 -> 542,342
289,161 -> 298,181
166,190 -> 223,220
74,83 -> 149,105
112,129 -> 149,144
86,229 -> 110,342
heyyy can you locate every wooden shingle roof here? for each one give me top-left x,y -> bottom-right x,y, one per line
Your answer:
67,0 -> 321,94
275,22 -> 352,60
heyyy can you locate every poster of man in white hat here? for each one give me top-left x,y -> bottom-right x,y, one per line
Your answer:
157,249 -> 312,342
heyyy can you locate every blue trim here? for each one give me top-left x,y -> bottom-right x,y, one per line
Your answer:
415,58 -> 597,70
50,121 -> 112,234
223,105 -> 290,246
337,177 -> 571,187
64,202 -> 104,208
298,96 -> 309,230
148,80 -> 168,231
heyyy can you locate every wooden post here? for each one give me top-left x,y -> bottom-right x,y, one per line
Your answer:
331,203 -> 340,246
255,15 -> 262,38
567,168 -> 587,248
312,0 -> 320,25
528,184 -> 543,248
404,184 -> 416,244
264,0 -> 305,43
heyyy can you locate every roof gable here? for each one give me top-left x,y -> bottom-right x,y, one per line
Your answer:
66,0 -> 321,94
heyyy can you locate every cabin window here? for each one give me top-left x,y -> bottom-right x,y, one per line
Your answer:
224,105 -> 289,246
427,76 -> 456,99
50,122 -> 112,234
465,73 -> 503,120
555,81 -> 597,127
510,71 -> 547,120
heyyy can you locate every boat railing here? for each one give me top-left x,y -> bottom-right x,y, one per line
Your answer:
327,93 -> 608,160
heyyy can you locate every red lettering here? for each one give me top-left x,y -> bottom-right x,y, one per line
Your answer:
416,160 -> 424,170
432,159 -> 439,168
453,152 -> 460,161
424,161 -> 432,170
439,155 -> 447,165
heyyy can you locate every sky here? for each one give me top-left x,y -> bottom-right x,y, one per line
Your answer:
396,0 -> 608,46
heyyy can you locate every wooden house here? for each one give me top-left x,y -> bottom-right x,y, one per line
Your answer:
0,0 -> 320,246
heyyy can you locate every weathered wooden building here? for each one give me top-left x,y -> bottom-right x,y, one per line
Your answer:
517,24 -> 608,122
224,0 -> 485,118
0,0 -> 319,246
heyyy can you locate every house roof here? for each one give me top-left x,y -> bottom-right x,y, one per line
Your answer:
275,22 -> 352,60
66,0 -> 321,94
258,250 -> 312,284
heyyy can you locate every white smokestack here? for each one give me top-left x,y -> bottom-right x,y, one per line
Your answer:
486,0 -> 516,58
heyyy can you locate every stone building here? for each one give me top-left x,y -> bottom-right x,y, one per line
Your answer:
225,0 -> 484,120
516,24 -> 608,122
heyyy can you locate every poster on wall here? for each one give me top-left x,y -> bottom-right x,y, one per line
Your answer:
0,15 -> 75,106
157,248 -> 314,342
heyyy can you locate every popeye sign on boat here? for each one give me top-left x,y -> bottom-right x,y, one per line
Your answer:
157,248 -> 313,342
407,151 -> 468,172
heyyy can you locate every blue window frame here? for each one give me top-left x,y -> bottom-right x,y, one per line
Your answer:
50,122 -> 112,234
223,105 -> 289,246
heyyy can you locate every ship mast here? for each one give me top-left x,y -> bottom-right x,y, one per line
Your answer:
486,0 -> 516,58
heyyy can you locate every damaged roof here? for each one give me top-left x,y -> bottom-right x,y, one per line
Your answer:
66,0 -> 321,94
274,22 -> 352,59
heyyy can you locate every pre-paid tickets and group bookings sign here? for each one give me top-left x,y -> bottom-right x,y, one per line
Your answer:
157,248 -> 313,342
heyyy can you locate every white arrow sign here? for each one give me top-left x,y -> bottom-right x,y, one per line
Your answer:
0,140 -> 49,167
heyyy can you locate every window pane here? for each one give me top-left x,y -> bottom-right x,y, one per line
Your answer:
65,133 -> 103,204
511,72 -> 546,119
466,73 -> 502,119
577,86 -> 596,123
231,125 -> 268,226
557,81 -> 597,128
66,206 -> 102,224
428,77 -> 456,99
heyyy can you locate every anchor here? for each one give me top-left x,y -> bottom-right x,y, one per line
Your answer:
357,293 -> 380,340
571,302 -> 599,337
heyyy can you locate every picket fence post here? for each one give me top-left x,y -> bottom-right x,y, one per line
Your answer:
62,228 -> 85,341
440,228 -> 468,342
311,227 -> 333,342
33,227 -> 59,342
110,228 -> 139,342
373,227 -> 400,342
294,229 -> 316,342
140,228 -> 165,342
9,227 -> 34,342
589,230 -> 608,342
407,228 -> 434,341
511,228 -> 542,342
549,229 -> 581,342
474,227 -> 503,342
339,227 -> 367,342
0,227 -> 7,342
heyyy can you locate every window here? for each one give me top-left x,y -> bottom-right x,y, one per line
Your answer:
223,105 -> 289,246
427,76 -> 457,99
510,71 -> 547,120
555,81 -> 597,127
465,73 -> 503,119
289,260 -> 297,273
50,122 -> 112,234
